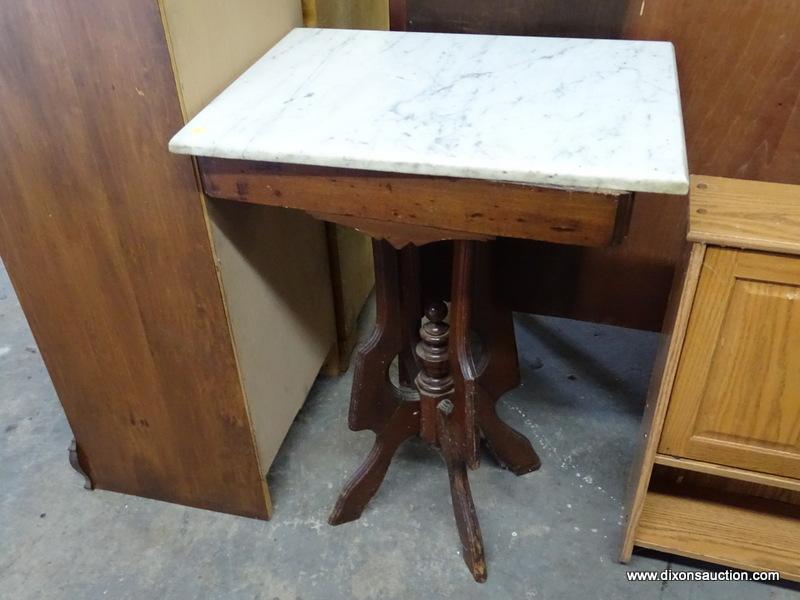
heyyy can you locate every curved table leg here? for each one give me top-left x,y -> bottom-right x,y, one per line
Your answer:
476,391 -> 541,475
444,242 -> 489,580
333,239 -> 538,583
439,403 -> 487,583
329,401 -> 420,525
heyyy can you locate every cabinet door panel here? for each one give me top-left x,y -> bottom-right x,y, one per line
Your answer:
660,247 -> 800,479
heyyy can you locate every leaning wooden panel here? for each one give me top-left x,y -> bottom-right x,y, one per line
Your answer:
0,0 -> 267,517
160,0 -> 338,475
322,223 -> 375,374
300,0 -> 387,372
200,158 -> 632,248
300,0 -> 385,374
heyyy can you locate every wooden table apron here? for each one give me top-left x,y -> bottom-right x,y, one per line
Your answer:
199,157 -> 633,582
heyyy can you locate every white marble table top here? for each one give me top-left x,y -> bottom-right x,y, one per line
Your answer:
170,28 -> 689,195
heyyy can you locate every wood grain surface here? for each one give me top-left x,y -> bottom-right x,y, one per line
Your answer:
659,247 -> 800,479
619,243 -> 706,561
688,175 -> 800,256
636,489 -> 800,581
199,158 -> 631,248
0,0 -> 268,517
654,455 -> 800,494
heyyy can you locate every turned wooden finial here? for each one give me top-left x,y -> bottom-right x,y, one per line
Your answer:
415,301 -> 454,399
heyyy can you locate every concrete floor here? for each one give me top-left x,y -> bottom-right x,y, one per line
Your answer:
1,257 -> 797,600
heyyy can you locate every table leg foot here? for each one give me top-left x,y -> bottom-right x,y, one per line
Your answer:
329,401 -> 419,525
439,407 -> 487,583
477,392 -> 541,475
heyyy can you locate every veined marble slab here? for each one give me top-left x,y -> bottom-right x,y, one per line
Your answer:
170,28 -> 689,195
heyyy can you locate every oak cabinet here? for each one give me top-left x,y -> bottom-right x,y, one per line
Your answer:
621,176 -> 800,581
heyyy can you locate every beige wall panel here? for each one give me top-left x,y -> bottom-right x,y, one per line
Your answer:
160,0 -> 337,473
303,0 -> 389,29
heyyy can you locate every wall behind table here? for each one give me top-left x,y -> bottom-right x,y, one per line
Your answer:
303,0 -> 389,29
401,0 -> 800,330
301,0 -> 385,371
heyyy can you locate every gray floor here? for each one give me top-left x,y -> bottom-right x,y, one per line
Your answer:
1,257 -> 797,600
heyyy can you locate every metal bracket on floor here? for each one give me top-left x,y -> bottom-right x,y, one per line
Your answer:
68,438 -> 93,490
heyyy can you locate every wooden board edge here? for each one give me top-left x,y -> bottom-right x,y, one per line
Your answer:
310,211 -> 494,248
158,0 -> 273,519
687,231 -> 800,258
199,157 -> 629,248
634,537 -> 800,583
688,174 -> 800,257
653,454 -> 800,494
619,242 -> 707,561
634,490 -> 800,582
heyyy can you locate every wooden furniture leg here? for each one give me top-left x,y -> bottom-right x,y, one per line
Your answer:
452,242 -> 541,475
472,242 -> 521,403
468,242 -> 534,470
328,401 -> 419,525
398,245 -> 421,387
476,392 -> 541,476
348,240 -> 419,433
331,240 -> 421,525
417,294 -> 487,581
330,239 -> 539,582
439,403 -> 487,582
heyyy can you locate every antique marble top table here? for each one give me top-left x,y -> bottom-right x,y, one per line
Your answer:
170,28 -> 688,582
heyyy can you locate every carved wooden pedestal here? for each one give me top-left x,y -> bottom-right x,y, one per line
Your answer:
329,239 -> 540,582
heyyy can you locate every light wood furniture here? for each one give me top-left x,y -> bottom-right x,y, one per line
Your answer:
171,28 -> 688,581
622,175 -> 800,581
0,0 -> 372,520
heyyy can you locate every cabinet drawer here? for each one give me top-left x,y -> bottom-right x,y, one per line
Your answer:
659,247 -> 800,479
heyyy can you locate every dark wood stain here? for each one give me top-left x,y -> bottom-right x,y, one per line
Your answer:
199,158 -> 630,248
328,240 -> 537,581
0,0 -> 269,518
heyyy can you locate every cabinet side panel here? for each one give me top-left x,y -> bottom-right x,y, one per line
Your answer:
0,0 -> 268,517
161,0 -> 338,474
619,243 -> 706,560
